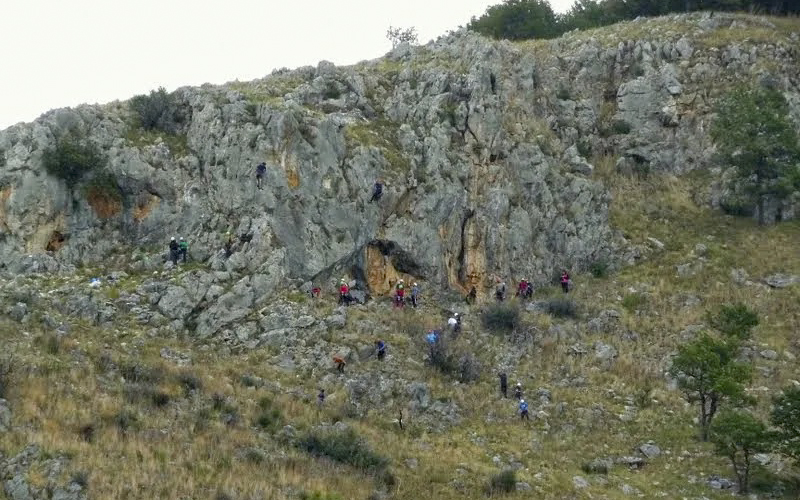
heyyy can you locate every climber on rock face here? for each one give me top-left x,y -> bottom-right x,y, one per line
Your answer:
256,162 -> 267,190
368,179 -> 383,202
224,231 -> 234,258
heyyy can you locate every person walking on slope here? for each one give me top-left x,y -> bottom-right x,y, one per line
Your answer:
256,162 -> 267,190
338,280 -> 351,306
448,313 -> 461,334
376,340 -> 386,361
394,279 -> 405,308
499,372 -> 508,398
178,237 -> 189,263
495,280 -> 507,302
410,282 -> 420,308
519,399 -> 530,421
168,237 -> 179,265
369,179 -> 383,202
514,382 -> 523,401
560,270 -> 571,293
333,356 -> 347,373
524,279 -> 534,299
516,279 -> 528,298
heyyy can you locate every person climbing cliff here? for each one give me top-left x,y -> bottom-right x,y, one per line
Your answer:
256,162 -> 267,190
178,237 -> 189,263
368,179 -> 383,202
168,237 -> 179,265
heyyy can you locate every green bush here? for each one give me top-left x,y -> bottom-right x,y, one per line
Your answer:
482,303 -> 520,332
611,120 -> 632,135
720,197 -> 755,217
428,335 -> 458,376
589,260 -> 609,278
297,428 -> 389,473
556,86 -> 572,100
457,353 -> 482,383
254,397 -> 283,432
42,132 -> 105,188
710,303 -> 759,341
545,298 -> 577,318
0,357 -> 13,399
177,371 -> 203,395
576,138 -> 593,158
129,87 -> 178,133
621,293 -> 647,312
487,469 -> 517,494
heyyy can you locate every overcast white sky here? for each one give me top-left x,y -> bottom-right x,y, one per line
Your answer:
0,0 -> 573,130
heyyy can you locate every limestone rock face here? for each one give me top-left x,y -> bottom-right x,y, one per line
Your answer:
0,13 -> 798,338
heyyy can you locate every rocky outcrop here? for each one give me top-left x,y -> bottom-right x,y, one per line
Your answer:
0,12 -> 797,338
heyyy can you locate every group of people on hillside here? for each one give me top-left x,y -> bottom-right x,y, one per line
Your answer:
499,373 -> 530,420
493,270 -> 571,302
168,237 -> 189,265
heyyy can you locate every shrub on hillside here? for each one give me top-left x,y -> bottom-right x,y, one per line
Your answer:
254,397 -> 283,432
177,371 -> 203,395
486,469 -> 517,495
621,292 -> 647,312
42,131 -> 105,188
709,303 -> 758,341
458,353 -> 482,383
0,356 -> 13,399
129,87 -> 179,133
482,303 -> 520,332
589,260 -> 609,278
544,298 -> 577,318
297,428 -> 389,473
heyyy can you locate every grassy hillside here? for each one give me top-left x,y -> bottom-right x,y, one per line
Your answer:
2,163 -> 799,500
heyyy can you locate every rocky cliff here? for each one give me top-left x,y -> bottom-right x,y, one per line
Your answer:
0,11 -> 798,338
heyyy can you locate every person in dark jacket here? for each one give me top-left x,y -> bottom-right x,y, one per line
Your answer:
376,340 -> 386,361
256,162 -> 267,189
168,237 -> 179,265
560,270 -> 571,293
368,179 -> 383,202
499,372 -> 508,398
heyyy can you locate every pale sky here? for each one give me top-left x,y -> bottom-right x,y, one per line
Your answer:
0,0 -> 573,130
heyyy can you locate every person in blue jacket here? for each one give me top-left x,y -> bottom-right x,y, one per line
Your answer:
519,399 -> 529,421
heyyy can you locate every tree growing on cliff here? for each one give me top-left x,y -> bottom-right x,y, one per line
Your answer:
42,130 -> 106,189
669,332 -> 752,441
468,0 -> 559,40
711,85 -> 800,224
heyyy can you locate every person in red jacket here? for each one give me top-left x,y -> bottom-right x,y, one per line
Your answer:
339,280 -> 351,305
560,270 -> 571,293
516,279 -> 528,298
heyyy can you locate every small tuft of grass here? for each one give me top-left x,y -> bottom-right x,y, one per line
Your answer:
544,297 -> 578,318
487,469 -> 517,495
